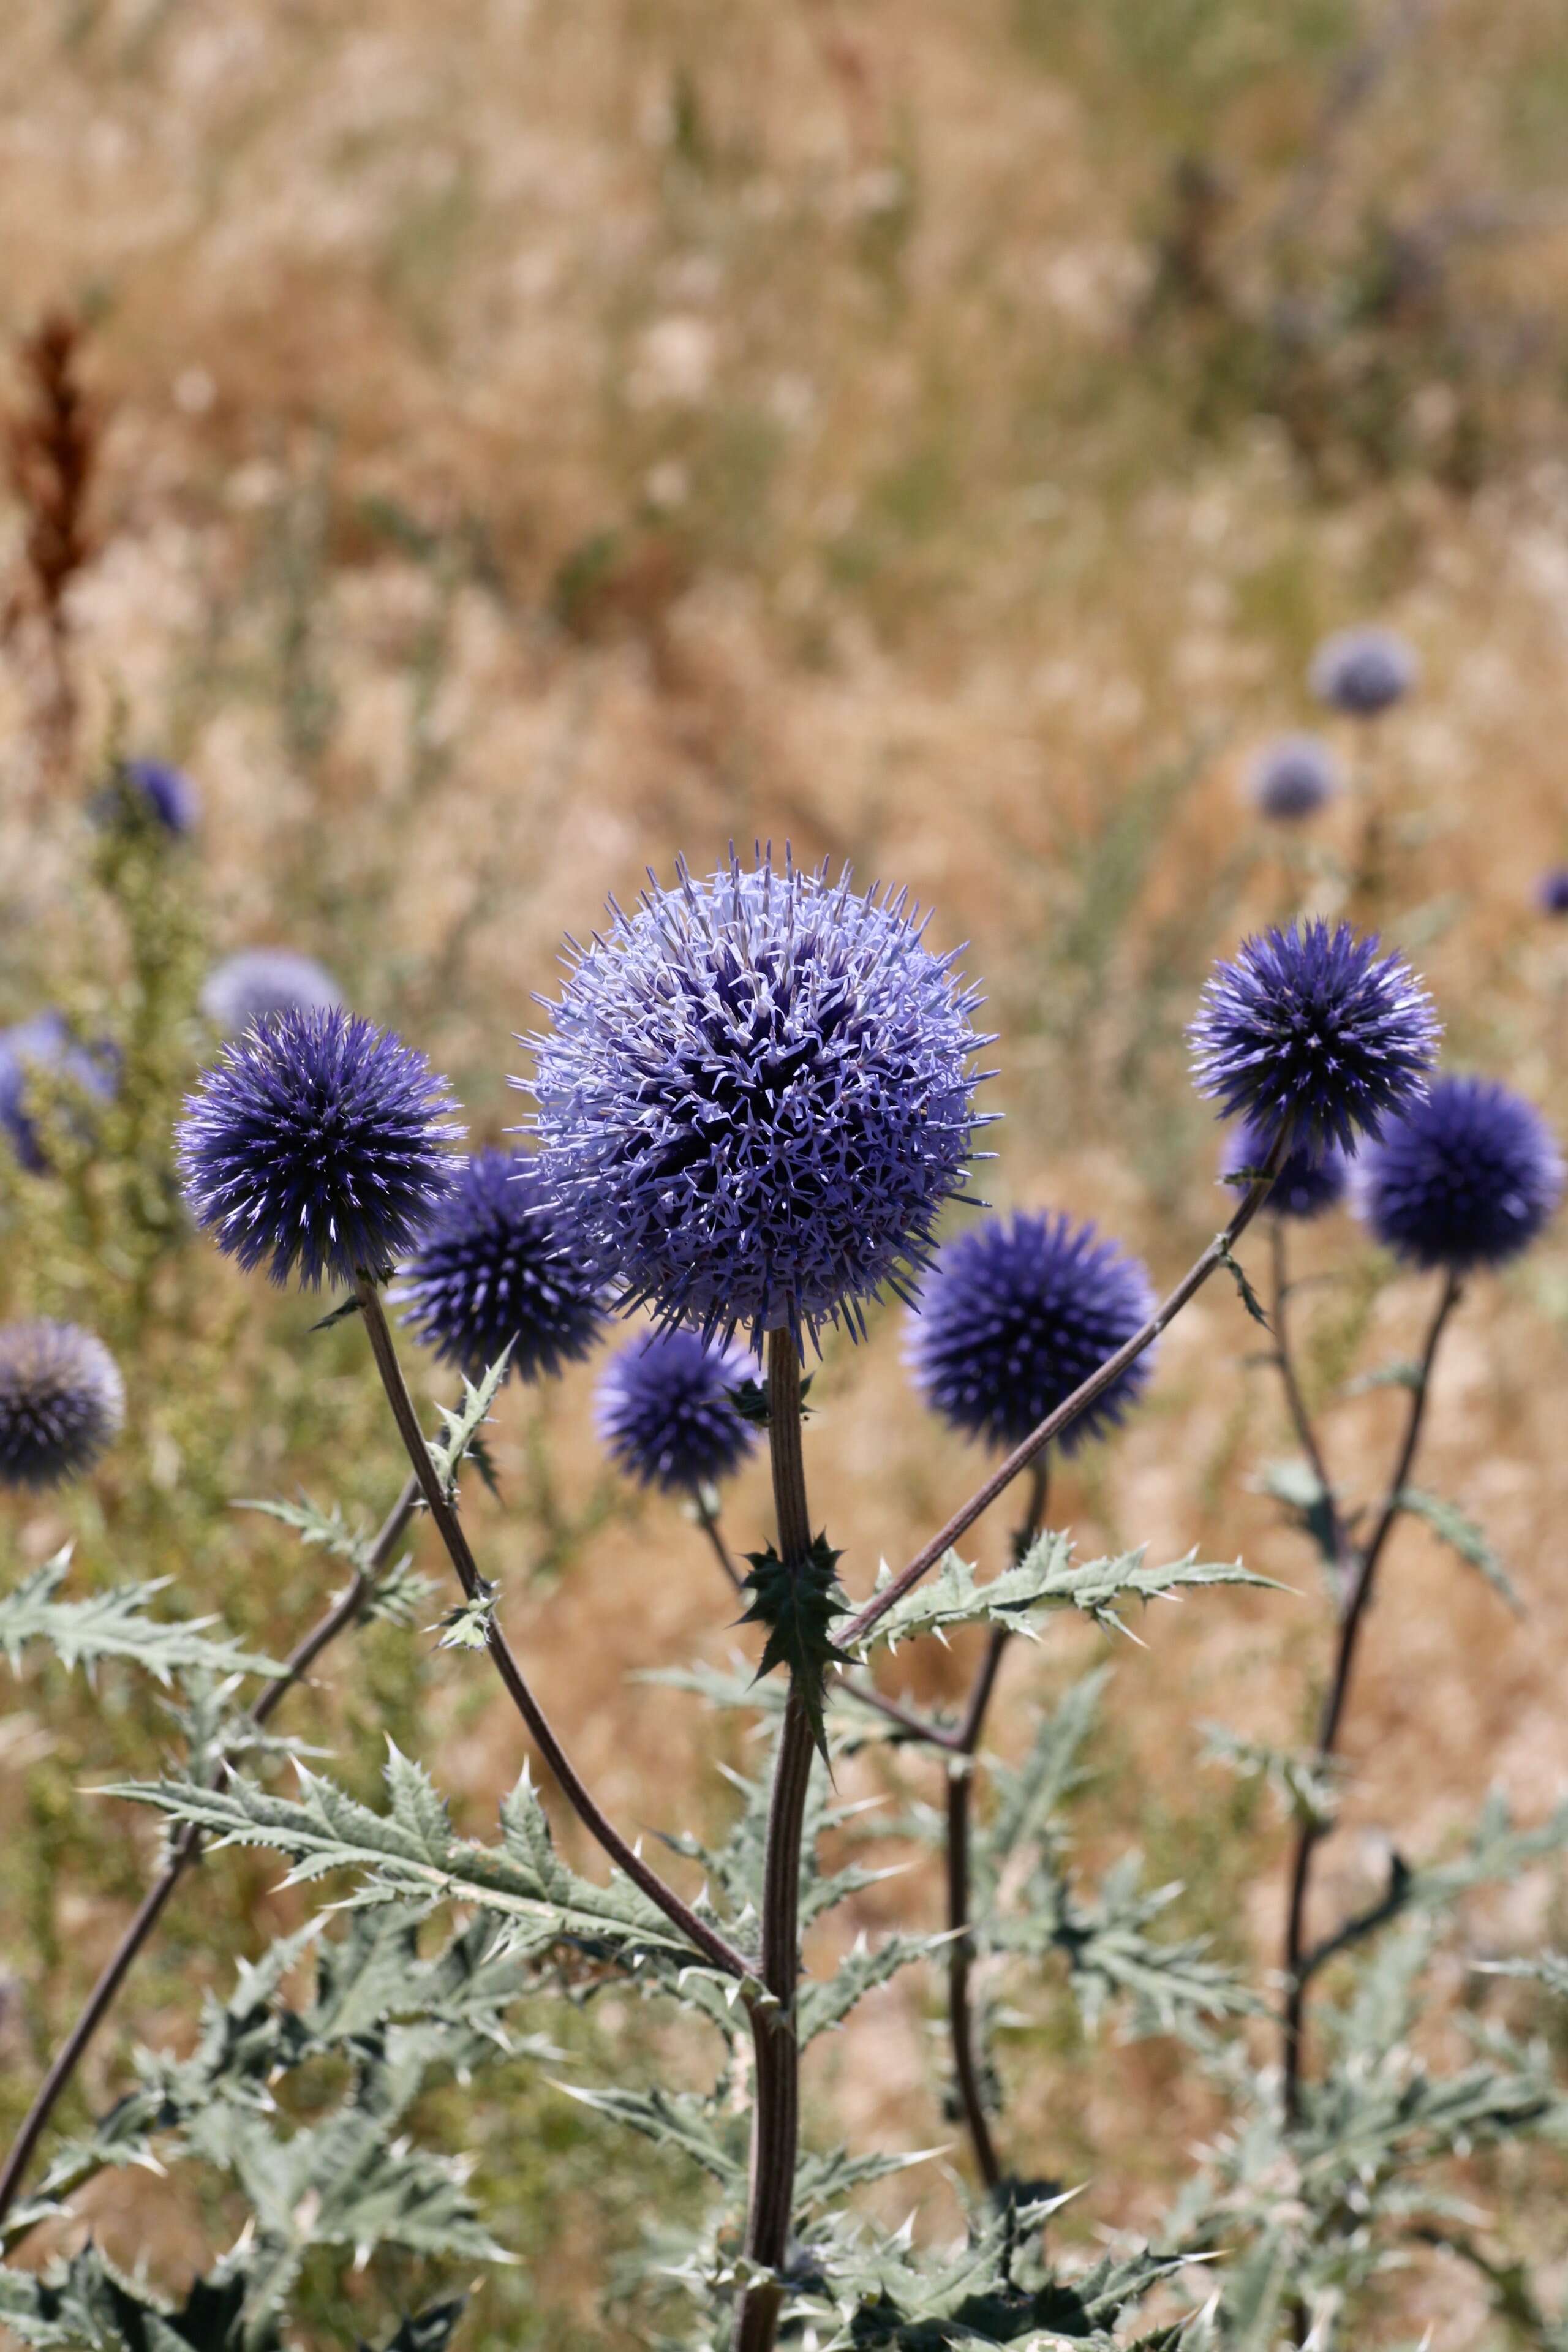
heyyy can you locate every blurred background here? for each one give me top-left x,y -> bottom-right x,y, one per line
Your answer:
2,2 -> 1567,2344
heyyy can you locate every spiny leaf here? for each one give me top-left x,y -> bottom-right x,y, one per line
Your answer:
427,1348 -> 512,1500
1254,1458 -> 1340,1569
430,1576 -> 499,1652
855,1536 -> 1275,1658
1341,1355 -> 1424,1398
1215,1232 -> 1270,1329
1397,1486 -> 1524,1615
0,1552 -> 282,1687
1202,1723 -> 1341,1832
549,2083 -> 744,2185
307,1293 -> 363,1334
238,1492 -> 382,1569
740,1534 -> 849,1763
797,1930 -> 951,2043
980,1667 -> 1109,1883
108,1750 -> 723,1981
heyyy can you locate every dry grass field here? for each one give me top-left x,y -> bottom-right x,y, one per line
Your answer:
3,2 -> 1568,2345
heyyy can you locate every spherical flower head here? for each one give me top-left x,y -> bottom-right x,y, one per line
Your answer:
1245,733 -> 1343,824
907,1210 -> 1156,1457
176,1006 -> 462,1289
0,1011 -> 118,1174
1353,1074 -> 1563,1272
202,948 -> 342,1038
1538,869 -> 1568,918
595,1327 -> 758,1493
526,850 -> 993,1350
396,1149 -> 605,1382
1308,627 -> 1418,718
1187,919 -> 1439,1158
1221,1118 -> 1349,1221
0,1321 -> 124,1488
96,759 -> 200,836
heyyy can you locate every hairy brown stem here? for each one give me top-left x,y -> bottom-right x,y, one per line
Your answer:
354,1275 -> 748,1983
735,1331 -> 816,2352
0,1471 -> 422,2236
845,1145 -> 1284,1651
944,1456 -> 1050,2194
1280,1267 -> 1461,2123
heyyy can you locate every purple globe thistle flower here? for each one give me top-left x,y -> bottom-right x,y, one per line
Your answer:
0,1321 -> 124,1488
1537,869 -> 1568,918
526,849 -> 994,1351
176,1006 -> 462,1289
397,1149 -> 605,1382
1244,733 -> 1343,824
1221,1118 -> 1349,1221
1308,627 -> 1418,718
907,1210 -> 1156,1457
1353,1075 -> 1563,1272
202,948 -> 342,1038
0,1012 -> 118,1174
1187,919 -> 1439,1159
595,1328 -> 758,1493
94,759 -> 200,835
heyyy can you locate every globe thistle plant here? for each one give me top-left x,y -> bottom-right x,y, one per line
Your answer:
595,1328 -> 758,1493
0,1321 -> 124,1488
1221,1119 -> 1349,1221
907,1210 -> 1156,1457
0,1011 -> 117,1174
202,948 -> 341,1038
176,1006 -> 462,1288
398,1149 -> 605,1382
1188,919 -> 1439,1158
1308,627 -> 1418,718
1245,733 -> 1343,824
1353,1075 -> 1564,1272
527,850 -> 993,1349
96,758 -> 200,835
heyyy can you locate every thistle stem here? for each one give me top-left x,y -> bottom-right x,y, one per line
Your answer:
1280,1266 -> 1461,2124
1269,1220 -> 1352,1587
0,1471 -> 422,2237
353,1275 -> 749,1983
846,1143 -> 1285,1650
944,1454 -> 1049,2196
693,1488 -> 745,1594
734,1330 -> 816,2352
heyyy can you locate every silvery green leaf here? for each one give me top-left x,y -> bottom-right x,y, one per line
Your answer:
0,1551 -> 281,1687
1396,1486 -> 1524,1615
426,1349 -> 512,1499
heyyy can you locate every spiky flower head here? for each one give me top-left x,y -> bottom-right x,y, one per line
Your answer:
907,1210 -> 1156,1456
1221,1118 -> 1349,1221
397,1149 -> 605,1382
96,758 -> 200,835
0,1322 -> 124,1488
1187,919 -> 1439,1159
1245,733 -> 1343,824
596,1328 -> 758,1493
526,849 -> 993,1350
1538,869 -> 1568,918
1309,627 -> 1418,718
1353,1074 -> 1563,1272
0,1011 -> 117,1174
202,948 -> 341,1038
176,1006 -> 462,1289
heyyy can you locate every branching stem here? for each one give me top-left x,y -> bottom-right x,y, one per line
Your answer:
1279,1265 -> 1461,2123
354,1275 -> 749,1983
845,1145 -> 1284,1650
734,1330 -> 815,2352
0,1470 -> 422,2236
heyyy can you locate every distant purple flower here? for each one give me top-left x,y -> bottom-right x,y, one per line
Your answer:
596,1328 -> 758,1493
526,850 -> 994,1350
96,760 -> 200,835
1538,870 -> 1568,918
1188,919 -> 1439,1158
202,948 -> 341,1038
1354,1075 -> 1563,1272
1221,1119 -> 1349,1221
176,1007 -> 462,1289
907,1211 -> 1156,1456
0,1012 -> 117,1174
0,1322 -> 123,1488
1309,628 -> 1417,718
397,1150 -> 604,1382
1245,734 -> 1343,824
